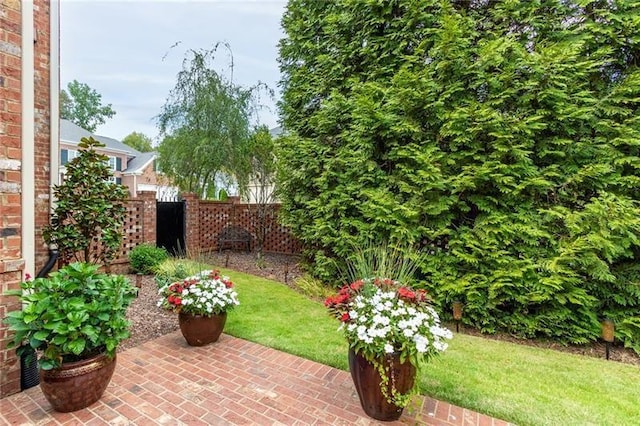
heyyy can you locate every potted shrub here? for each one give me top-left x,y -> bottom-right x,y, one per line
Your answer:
3,262 -> 137,412
158,269 -> 239,346
324,244 -> 452,421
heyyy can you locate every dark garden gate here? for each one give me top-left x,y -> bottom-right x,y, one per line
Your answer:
156,199 -> 185,256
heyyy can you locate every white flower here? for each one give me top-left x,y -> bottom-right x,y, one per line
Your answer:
384,343 -> 394,353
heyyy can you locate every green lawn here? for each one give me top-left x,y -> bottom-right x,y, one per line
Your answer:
219,268 -> 640,426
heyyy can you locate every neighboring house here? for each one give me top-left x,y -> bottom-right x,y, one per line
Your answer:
60,119 -> 177,199
0,0 -> 58,398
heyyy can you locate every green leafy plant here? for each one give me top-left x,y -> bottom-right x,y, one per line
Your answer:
3,262 -> 137,370
128,243 -> 169,274
43,136 -> 128,266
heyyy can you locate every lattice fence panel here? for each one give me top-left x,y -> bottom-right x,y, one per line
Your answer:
199,202 -> 232,251
79,199 -> 143,267
116,199 -> 144,262
259,205 -> 303,254
231,204 -> 302,254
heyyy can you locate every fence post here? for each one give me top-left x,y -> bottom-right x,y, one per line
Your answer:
182,193 -> 200,255
138,191 -> 157,245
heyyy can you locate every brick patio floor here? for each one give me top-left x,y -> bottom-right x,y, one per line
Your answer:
0,332 -> 513,425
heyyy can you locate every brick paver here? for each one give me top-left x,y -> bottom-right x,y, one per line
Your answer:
0,332 -> 513,425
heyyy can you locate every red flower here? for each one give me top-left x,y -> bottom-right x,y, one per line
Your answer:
340,312 -> 350,322
24,273 -> 32,281
223,279 -> 233,288
350,280 -> 364,291
173,297 -> 182,305
398,287 -> 416,301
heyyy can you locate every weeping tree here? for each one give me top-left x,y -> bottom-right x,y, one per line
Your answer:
277,0 -> 640,351
156,43 -> 267,198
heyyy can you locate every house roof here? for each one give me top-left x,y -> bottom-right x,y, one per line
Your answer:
124,151 -> 157,175
269,126 -> 283,138
60,119 -> 140,157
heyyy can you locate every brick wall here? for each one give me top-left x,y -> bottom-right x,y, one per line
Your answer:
0,0 -> 25,398
0,0 -> 52,398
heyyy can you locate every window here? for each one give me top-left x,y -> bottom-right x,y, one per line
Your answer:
104,156 -> 123,171
61,149 -> 79,165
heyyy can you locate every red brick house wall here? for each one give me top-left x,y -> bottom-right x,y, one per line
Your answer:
0,0 -> 53,398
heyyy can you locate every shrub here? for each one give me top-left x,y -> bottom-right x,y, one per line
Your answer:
43,136 -> 128,266
277,0 -> 640,351
129,244 -> 169,274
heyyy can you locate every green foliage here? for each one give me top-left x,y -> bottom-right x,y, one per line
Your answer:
122,131 -> 154,152
277,1 -> 640,350
156,43 -> 271,198
44,136 -> 129,266
339,241 -> 424,288
2,263 -> 137,370
153,257 -> 209,289
60,80 -> 116,132
292,274 -> 335,301
128,244 -> 169,274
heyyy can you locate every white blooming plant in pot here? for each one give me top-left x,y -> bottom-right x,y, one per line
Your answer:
325,243 -> 452,410
158,270 -> 239,315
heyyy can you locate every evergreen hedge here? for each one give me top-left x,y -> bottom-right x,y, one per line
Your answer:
276,0 -> 640,351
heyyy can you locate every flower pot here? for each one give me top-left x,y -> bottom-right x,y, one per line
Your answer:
179,312 -> 227,346
348,348 -> 416,421
39,352 -> 116,413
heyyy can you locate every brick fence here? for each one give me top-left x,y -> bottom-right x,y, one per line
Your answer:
183,193 -> 302,256
110,193 -> 301,273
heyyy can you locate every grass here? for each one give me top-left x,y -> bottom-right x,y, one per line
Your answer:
212,267 -> 638,426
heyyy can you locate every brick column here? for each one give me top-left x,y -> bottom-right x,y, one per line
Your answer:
0,0 -> 25,398
138,191 -> 157,245
182,193 -> 200,255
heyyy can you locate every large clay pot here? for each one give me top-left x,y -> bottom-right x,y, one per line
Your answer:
39,352 -> 116,412
348,348 -> 416,421
178,312 -> 227,346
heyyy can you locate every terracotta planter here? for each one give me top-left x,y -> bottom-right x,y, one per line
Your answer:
348,348 -> 416,421
39,352 -> 116,412
179,312 -> 227,346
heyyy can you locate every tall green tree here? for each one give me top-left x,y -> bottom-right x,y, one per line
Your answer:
277,1 -> 640,350
60,80 -> 116,132
122,132 -> 154,152
156,44 -> 267,198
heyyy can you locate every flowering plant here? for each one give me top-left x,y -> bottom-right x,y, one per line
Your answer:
158,270 -> 239,316
325,277 -> 452,405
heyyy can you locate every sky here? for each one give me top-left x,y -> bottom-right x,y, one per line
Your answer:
60,0 -> 288,144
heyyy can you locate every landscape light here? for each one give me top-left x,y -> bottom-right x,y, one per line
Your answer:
452,301 -> 463,333
601,319 -> 615,361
